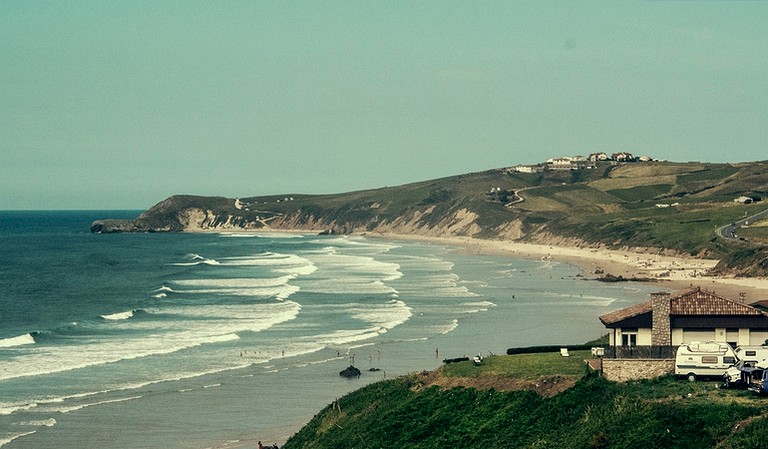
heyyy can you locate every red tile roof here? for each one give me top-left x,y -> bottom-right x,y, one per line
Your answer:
599,300 -> 651,326
671,288 -> 762,316
599,287 -> 764,326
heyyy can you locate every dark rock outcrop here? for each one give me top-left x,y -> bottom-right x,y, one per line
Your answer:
91,219 -> 148,233
339,365 -> 361,378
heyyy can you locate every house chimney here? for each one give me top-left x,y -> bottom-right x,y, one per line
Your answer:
651,292 -> 671,346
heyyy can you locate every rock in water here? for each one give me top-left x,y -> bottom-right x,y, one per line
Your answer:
339,365 -> 361,378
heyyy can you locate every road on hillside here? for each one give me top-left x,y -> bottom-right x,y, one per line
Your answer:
717,205 -> 768,242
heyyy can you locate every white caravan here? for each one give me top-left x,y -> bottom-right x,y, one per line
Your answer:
675,341 -> 738,382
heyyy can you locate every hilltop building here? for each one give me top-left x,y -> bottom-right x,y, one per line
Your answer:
507,165 -> 542,174
611,152 -> 635,162
588,152 -> 609,162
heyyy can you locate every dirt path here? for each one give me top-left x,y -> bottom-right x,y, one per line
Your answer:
413,370 -> 579,397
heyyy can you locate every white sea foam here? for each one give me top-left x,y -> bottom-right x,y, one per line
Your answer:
16,418 -> 56,427
297,250 -> 403,294
0,401 -> 38,416
0,431 -> 37,448
388,255 -> 479,298
0,334 -> 35,348
171,254 -> 221,266
174,276 -> 295,288
172,259 -> 221,266
520,292 -> 618,308
0,300 -> 302,382
100,310 -> 135,321
170,284 -> 301,300
308,328 -> 385,346
219,252 -> 319,277
309,236 -> 400,254
311,251 -> 402,281
436,319 -> 460,334
220,252 -> 310,267
460,301 -> 497,313
537,260 -> 559,270
8,361 -> 260,417
301,278 -> 398,295
348,299 -> 413,331
254,232 -> 306,239
52,396 -> 143,414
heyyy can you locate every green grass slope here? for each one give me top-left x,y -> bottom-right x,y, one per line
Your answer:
283,357 -> 768,449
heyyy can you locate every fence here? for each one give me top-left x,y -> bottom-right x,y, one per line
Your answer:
604,345 -> 676,359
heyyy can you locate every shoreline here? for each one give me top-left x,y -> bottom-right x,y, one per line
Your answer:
362,232 -> 768,303
208,225 -> 768,302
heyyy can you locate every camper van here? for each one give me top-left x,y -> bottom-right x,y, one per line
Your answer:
675,341 -> 738,382
722,346 -> 768,388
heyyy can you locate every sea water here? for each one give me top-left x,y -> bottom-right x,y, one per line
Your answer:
0,211 -> 662,448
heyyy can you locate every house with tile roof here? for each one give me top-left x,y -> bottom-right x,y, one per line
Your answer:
599,287 -> 768,357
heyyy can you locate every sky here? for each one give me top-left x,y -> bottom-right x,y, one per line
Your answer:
1,1 -> 767,210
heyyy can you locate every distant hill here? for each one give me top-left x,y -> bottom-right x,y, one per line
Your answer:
91,160 -> 768,275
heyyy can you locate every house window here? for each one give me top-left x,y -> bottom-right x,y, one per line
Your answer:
621,333 -> 637,347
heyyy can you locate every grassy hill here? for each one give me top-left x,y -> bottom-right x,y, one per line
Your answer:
91,160 -> 768,274
282,352 -> 768,449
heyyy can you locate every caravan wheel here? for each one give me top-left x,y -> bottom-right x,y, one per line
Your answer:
686,373 -> 697,382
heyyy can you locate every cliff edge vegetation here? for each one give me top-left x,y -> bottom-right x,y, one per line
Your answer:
91,160 -> 768,275
282,352 -> 768,449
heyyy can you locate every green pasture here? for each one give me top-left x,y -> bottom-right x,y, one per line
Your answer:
442,350 -> 591,379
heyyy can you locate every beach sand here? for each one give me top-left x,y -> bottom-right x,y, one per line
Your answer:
367,233 -> 768,304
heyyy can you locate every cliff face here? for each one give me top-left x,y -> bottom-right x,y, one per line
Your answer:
91,201 -> 491,238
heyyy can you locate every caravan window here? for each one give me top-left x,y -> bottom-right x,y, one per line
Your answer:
746,351 -> 757,357
724,356 -> 736,364
701,356 -> 718,364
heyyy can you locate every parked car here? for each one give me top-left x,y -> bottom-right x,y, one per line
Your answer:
675,341 -> 738,382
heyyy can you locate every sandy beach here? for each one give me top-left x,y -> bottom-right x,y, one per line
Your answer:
366,233 -> 768,304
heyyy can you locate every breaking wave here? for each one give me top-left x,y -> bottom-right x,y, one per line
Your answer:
0,334 -> 36,348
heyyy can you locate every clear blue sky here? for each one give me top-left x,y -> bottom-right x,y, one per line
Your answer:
2,1 -> 767,210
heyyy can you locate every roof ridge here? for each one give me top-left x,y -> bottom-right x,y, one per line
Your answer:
670,287 -> 763,316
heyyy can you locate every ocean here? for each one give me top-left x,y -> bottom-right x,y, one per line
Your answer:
0,211 -> 662,449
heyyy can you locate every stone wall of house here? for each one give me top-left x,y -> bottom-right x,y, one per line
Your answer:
602,359 -> 674,382
651,292 -> 671,346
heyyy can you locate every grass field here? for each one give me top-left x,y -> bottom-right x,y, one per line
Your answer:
442,350 -> 591,379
